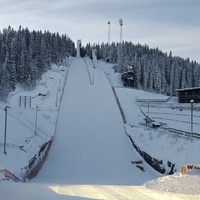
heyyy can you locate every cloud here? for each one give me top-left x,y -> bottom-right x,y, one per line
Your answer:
0,0 -> 199,62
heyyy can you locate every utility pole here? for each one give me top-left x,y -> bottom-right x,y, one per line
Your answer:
148,102 -> 150,117
4,106 -> 9,155
35,105 -> 38,134
190,99 -> 194,141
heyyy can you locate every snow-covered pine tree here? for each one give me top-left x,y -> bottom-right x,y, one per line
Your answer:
9,37 -> 18,91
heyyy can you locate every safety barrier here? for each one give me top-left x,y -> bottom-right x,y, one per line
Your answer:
19,139 -> 53,181
104,74 -> 175,174
105,73 -> 126,124
23,58 -> 71,180
0,167 -> 21,182
128,134 -> 176,175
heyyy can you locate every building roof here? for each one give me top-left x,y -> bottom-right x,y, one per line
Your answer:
176,87 -> 200,92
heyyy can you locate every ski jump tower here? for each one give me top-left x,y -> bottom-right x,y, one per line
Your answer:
76,39 -> 81,57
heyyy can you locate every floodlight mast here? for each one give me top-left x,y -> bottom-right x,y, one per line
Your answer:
118,18 -> 123,72
119,18 -> 123,43
107,21 -> 111,45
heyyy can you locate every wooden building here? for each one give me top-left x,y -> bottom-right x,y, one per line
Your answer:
121,71 -> 134,87
176,87 -> 200,103
121,65 -> 134,87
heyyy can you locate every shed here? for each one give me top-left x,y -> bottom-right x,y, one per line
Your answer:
176,87 -> 200,103
121,71 -> 134,87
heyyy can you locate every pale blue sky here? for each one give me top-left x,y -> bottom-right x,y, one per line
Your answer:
0,0 -> 199,62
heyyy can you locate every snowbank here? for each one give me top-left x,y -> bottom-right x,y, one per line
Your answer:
145,173 -> 200,195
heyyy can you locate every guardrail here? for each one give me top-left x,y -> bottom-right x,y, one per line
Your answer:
104,77 -> 177,174
136,98 -> 170,102
0,167 -> 22,182
162,127 -> 200,140
0,143 -> 20,148
127,134 -> 175,175
136,101 -> 200,140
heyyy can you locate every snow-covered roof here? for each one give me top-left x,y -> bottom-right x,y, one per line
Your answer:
121,71 -> 134,76
176,87 -> 200,92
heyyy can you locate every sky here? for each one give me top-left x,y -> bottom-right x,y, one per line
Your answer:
0,0 -> 200,62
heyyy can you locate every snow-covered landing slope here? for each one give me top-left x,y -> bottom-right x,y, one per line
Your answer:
33,57 -> 157,185
1,57 -> 200,200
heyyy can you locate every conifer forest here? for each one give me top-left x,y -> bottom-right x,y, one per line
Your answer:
0,26 -> 200,100
0,26 -> 75,100
81,42 -> 200,96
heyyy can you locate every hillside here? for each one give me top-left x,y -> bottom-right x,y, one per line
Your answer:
0,57 -> 200,199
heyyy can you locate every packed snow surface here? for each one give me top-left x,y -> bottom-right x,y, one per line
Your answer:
34,57 -> 157,185
0,57 -> 200,199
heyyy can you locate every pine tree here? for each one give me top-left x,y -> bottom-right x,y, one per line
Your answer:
1,52 -> 12,98
9,37 -> 17,91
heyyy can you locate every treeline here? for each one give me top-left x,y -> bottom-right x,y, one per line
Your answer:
1,26 -> 199,98
0,26 -> 76,100
81,42 -> 200,96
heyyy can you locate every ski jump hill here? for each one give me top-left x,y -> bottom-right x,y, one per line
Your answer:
35,57 -> 156,185
1,57 -> 199,200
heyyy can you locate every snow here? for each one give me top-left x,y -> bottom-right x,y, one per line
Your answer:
145,173 -> 200,195
0,57 -> 200,199
0,61 -> 68,176
112,86 -> 200,172
33,57 -> 157,185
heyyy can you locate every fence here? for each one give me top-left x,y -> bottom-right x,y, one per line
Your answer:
19,96 -> 32,108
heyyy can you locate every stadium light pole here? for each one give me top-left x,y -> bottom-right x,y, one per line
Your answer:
107,21 -> 111,62
107,21 -> 111,45
190,99 -> 194,141
119,18 -> 123,43
118,18 -> 123,72
4,106 -> 9,155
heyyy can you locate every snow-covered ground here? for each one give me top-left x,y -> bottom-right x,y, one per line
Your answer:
33,57 -> 158,186
0,57 -> 200,199
114,87 -> 200,172
0,59 -> 69,177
